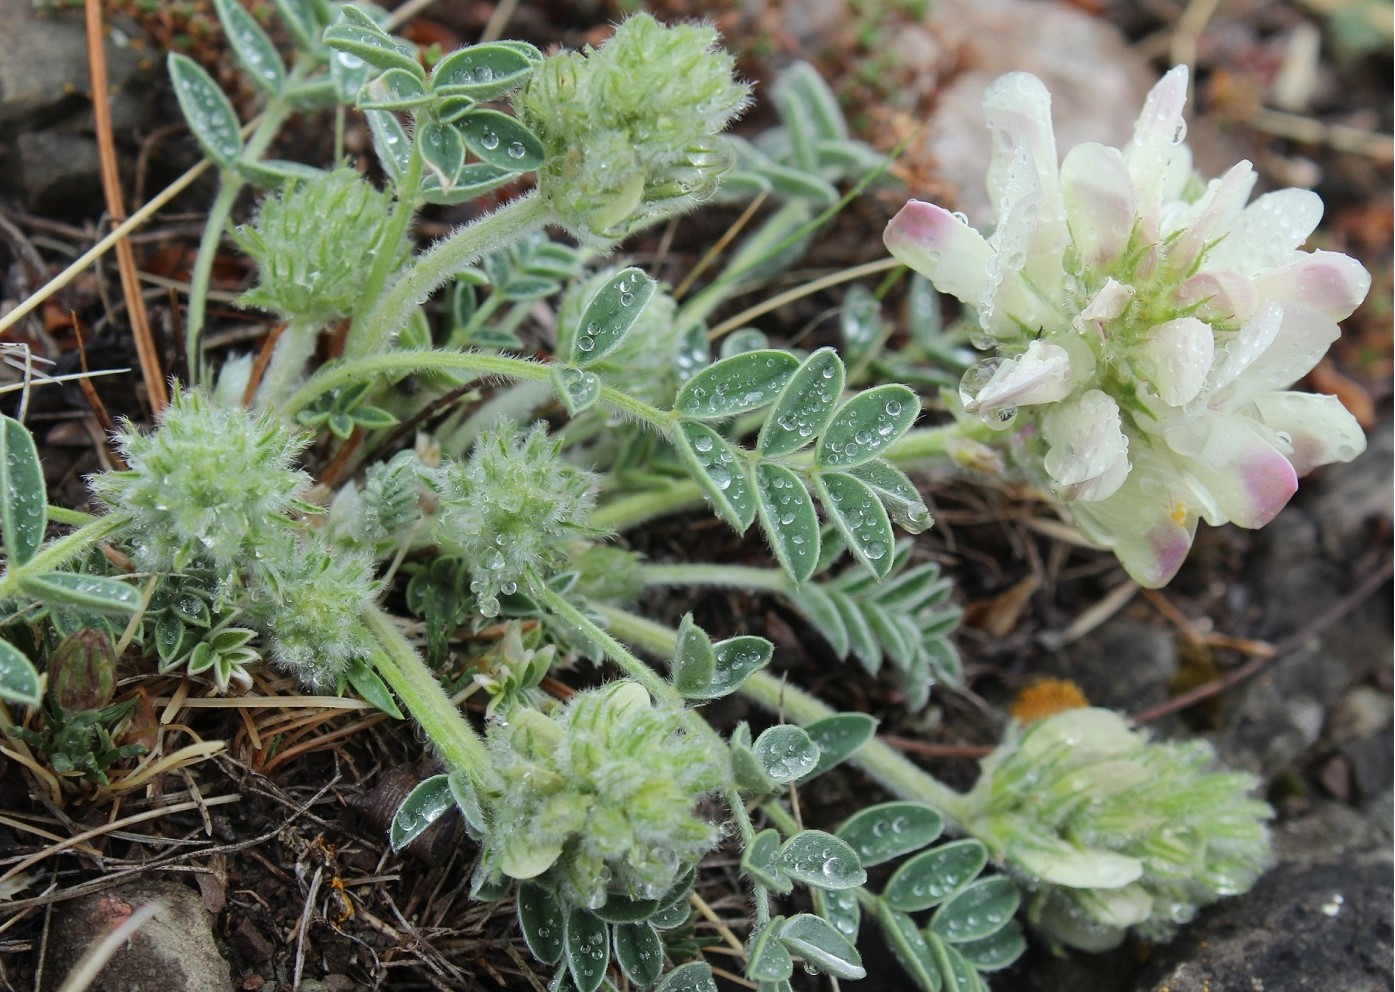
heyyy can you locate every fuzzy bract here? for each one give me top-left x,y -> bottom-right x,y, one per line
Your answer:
885,66 -> 1369,586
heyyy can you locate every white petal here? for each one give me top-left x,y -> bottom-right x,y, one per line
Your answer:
967,341 -> 1074,414
1250,250 -> 1371,322
1061,142 -> 1136,269
1251,391 -> 1367,474
1136,317 -> 1215,406
1070,455 -> 1197,588
1205,302 -> 1283,398
885,200 -> 992,309
1234,303 -> 1340,397
1173,269 -> 1259,325
1166,413 -> 1299,528
1205,188 -> 1324,275
1126,65 -> 1190,213
1169,161 -> 1258,269
983,72 -> 1061,221
1042,390 -> 1131,498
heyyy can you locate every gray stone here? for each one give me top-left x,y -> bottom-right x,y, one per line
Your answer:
0,129 -> 103,215
43,878 -> 233,992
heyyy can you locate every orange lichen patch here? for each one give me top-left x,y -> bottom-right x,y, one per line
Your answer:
1010,677 -> 1090,725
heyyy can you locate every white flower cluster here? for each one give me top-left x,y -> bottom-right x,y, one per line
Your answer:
886,67 -> 1369,586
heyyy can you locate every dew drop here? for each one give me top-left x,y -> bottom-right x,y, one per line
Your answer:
480,129 -> 500,150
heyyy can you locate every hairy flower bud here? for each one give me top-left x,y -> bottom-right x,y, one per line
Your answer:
474,681 -> 729,910
48,629 -> 117,712
958,708 -> 1272,950
515,13 -> 750,244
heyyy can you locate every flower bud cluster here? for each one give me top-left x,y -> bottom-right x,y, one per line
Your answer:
233,167 -> 409,327
958,708 -> 1272,950
434,424 -> 600,617
885,66 -> 1369,586
474,681 -> 728,910
515,12 -> 750,243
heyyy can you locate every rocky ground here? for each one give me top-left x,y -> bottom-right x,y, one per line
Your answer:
0,1 -> 1390,990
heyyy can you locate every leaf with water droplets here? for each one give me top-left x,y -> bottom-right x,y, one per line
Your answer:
839,284 -> 885,365
591,894 -> 660,924
836,802 -> 944,867
953,919 -> 1026,971
516,883 -> 564,964
565,908 -> 610,992
418,121 -> 466,189
570,267 -> 656,366
655,962 -> 717,992
343,655 -> 402,719
849,459 -> 933,534
213,0 -> 286,95
430,42 -> 540,100
168,53 -> 243,167
777,830 -> 866,890
689,634 -> 772,699
271,0 -> 324,53
926,932 -> 984,992
358,66 -> 430,110
929,877 -> 1021,944
788,584 -> 849,658
456,109 -> 544,171
389,774 -> 453,850
719,327 -> 768,357
613,922 -> 663,986
884,839 -> 989,912
418,163 -> 520,205
20,573 -> 140,616
754,462 -> 820,585
675,422 -> 756,533
816,472 -> 895,580
674,351 -> 799,420
741,828 -> 791,893
877,904 -> 943,992
671,613 -> 715,697
815,384 -> 919,468
0,415 -> 46,567
779,913 -> 866,980
802,712 -> 876,779
746,919 -> 794,982
322,6 -> 422,79
0,640 -> 41,707
758,347 -> 845,457
446,769 -> 486,836
812,886 -> 861,945
551,366 -> 601,416
753,724 -> 820,784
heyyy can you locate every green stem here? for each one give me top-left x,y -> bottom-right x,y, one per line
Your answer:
348,141 -> 424,349
640,561 -> 789,594
254,319 -> 318,408
728,786 -> 772,928
280,349 -> 675,436
362,605 -> 489,778
0,514 -> 127,599
344,191 -> 552,361
595,604 -> 971,825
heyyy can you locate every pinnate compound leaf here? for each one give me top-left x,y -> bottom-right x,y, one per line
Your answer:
802,712 -> 877,779
168,54 -> 243,167
565,909 -> 610,992
20,573 -> 140,616
456,109 -> 545,171
836,802 -> 944,867
517,883 -> 564,964
817,471 -> 895,580
674,351 -> 799,420
655,962 -> 717,992
815,384 -> 918,468
777,831 -> 866,889
877,904 -> 943,992
389,774 -> 453,850
954,919 -> 1027,971
676,422 -> 756,533
0,415 -> 46,566
213,0 -> 286,94
929,877 -> 1021,944
757,347 -> 844,457
431,42 -> 540,100
0,640 -> 41,707
746,919 -> 794,982
571,267 -> 656,366
884,839 -> 989,912
613,922 -> 663,986
754,462 -> 820,585
752,724 -> 820,784
779,913 -> 866,980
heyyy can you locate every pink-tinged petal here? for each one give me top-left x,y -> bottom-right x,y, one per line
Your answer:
966,341 -> 1074,414
1174,269 -> 1259,325
1250,250 -> 1371,322
1136,317 -> 1215,406
1205,188 -> 1324,275
982,73 -> 1060,218
885,200 -> 993,309
1042,390 -> 1130,498
1169,162 -> 1257,270
1070,462 -> 1198,588
1251,391 -> 1367,474
1076,278 -> 1135,330
1126,65 -> 1189,212
1167,414 -> 1298,527
1234,302 -> 1340,397
1061,143 -> 1136,268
